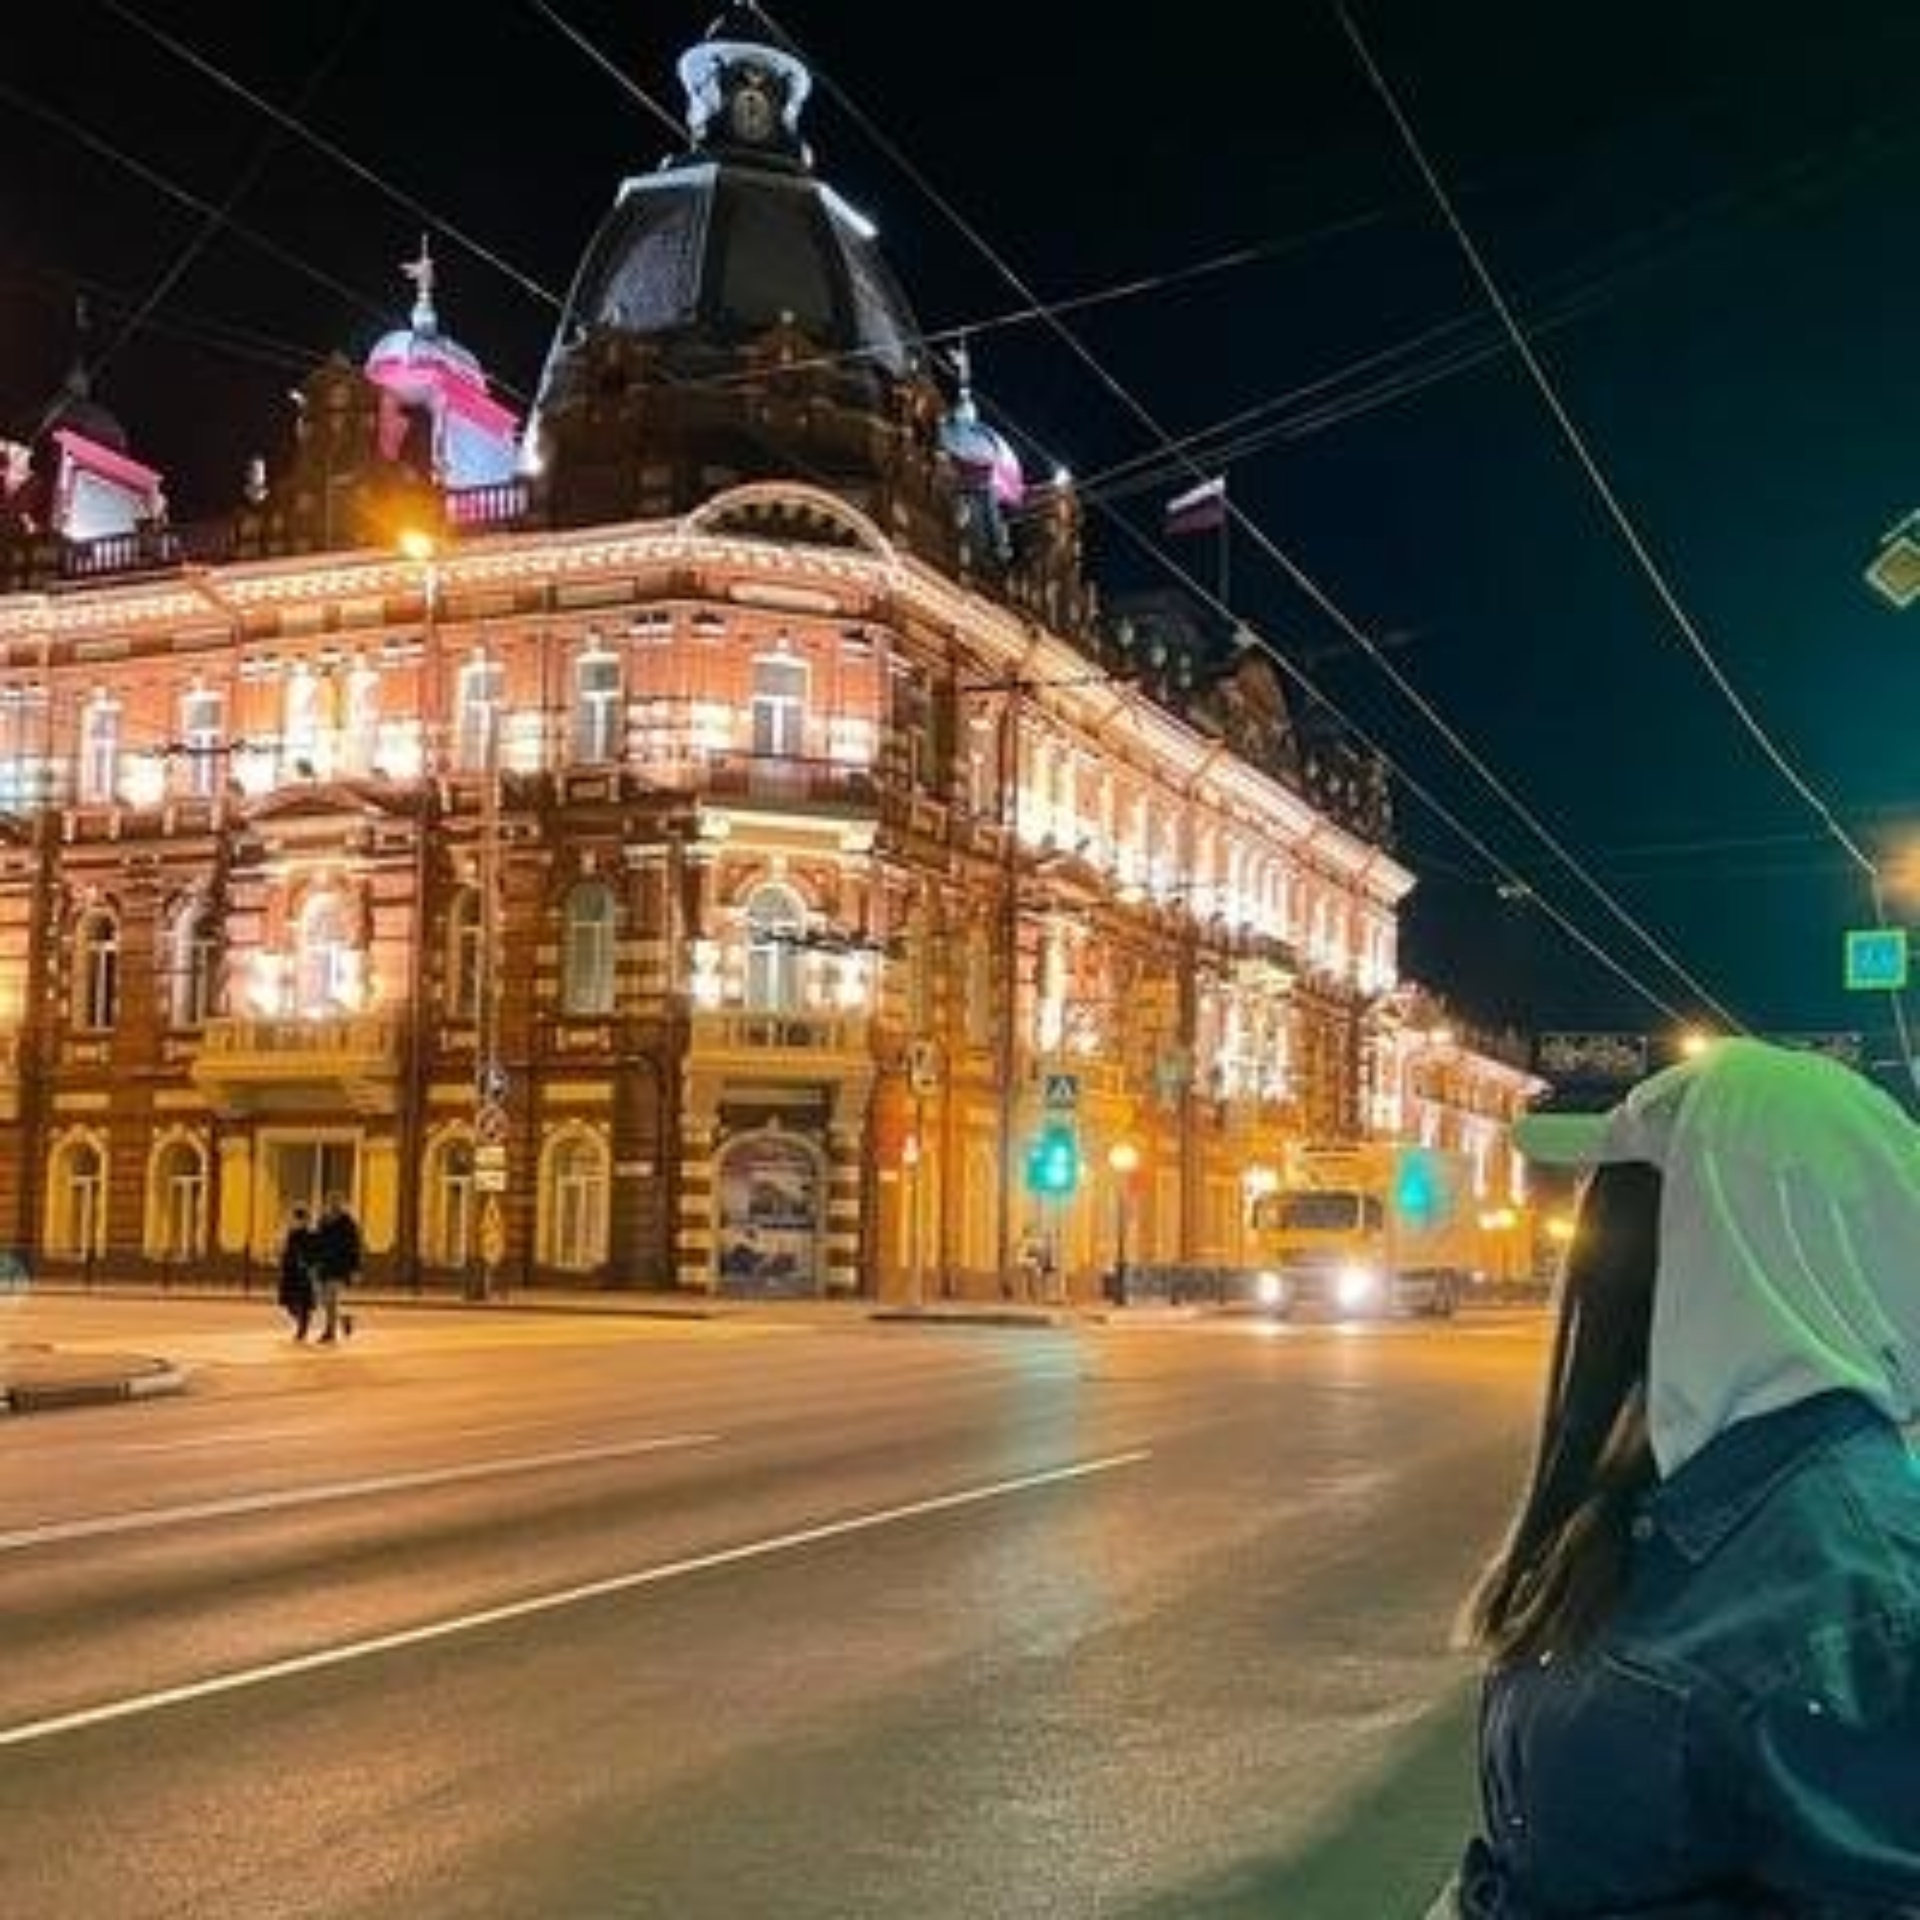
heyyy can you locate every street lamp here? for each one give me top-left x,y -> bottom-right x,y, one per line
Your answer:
1107,1139 -> 1140,1303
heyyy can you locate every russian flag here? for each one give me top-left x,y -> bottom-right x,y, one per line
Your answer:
1163,474 -> 1227,537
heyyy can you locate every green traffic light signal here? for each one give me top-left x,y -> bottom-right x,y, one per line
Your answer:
1026,1122 -> 1080,1196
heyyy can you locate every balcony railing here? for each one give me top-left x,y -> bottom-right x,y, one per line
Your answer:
445,479 -> 530,532
191,1014 -> 404,1113
688,1010 -> 872,1061
59,519 -> 236,581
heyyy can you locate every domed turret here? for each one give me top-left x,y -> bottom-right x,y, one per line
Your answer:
529,4 -> 941,533
363,240 -> 519,490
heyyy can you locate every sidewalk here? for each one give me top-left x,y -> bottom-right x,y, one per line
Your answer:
1,1342 -> 186,1415
1,1282 -> 1095,1414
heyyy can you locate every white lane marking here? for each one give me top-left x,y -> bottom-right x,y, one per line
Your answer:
0,1449 -> 1151,1749
0,1433 -> 720,1554
116,1427 -> 324,1455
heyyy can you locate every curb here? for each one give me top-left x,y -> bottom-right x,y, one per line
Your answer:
2,1358 -> 187,1416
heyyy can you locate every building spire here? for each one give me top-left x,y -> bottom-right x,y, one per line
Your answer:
400,237 -> 439,336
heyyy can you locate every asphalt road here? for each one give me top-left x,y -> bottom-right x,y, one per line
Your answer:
0,1297 -> 1551,1918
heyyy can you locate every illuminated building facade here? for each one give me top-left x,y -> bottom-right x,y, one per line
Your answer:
0,9 -> 1513,1299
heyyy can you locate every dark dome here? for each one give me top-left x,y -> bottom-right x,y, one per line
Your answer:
537,160 -> 919,400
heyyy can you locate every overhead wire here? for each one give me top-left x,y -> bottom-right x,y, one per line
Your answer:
740,3 -> 1746,1031
101,0 -> 561,313
1333,1 -> 1911,1068
12,4 -> 1783,1031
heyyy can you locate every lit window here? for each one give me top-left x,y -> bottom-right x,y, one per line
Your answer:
561,881 -> 616,1015
48,1136 -> 106,1257
751,656 -> 807,759
455,658 -> 503,773
168,901 -> 221,1027
296,892 -> 359,1015
447,887 -> 482,1022
425,1134 -> 476,1268
744,882 -> 804,1012
571,641 -> 622,764
178,688 -> 225,798
147,1139 -> 206,1260
75,908 -> 119,1029
78,695 -> 120,803
542,1131 -> 608,1271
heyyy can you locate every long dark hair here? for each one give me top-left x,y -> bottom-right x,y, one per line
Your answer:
1461,1162 -> 1662,1661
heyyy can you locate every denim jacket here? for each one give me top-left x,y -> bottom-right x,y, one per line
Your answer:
1456,1391 -> 1920,1918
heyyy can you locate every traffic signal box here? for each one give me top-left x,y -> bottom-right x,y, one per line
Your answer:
1025,1121 -> 1081,1196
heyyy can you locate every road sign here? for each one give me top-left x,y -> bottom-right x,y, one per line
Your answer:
475,1166 -> 508,1194
479,1194 -> 506,1264
1042,1071 -> 1079,1110
1845,928 -> 1909,992
906,1039 -> 939,1094
474,1143 -> 507,1172
476,1061 -> 509,1103
475,1100 -> 510,1145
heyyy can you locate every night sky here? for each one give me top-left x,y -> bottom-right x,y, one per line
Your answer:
7,3 -> 1920,1079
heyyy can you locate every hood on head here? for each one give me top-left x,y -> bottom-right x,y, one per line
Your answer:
1515,1039 -> 1920,1475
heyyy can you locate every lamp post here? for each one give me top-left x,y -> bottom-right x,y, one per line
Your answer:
1107,1138 -> 1139,1303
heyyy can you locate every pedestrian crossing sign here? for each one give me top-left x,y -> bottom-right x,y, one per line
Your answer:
1845,927 -> 1909,992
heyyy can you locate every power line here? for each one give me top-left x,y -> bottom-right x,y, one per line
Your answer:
1337,3 -> 1914,1070
102,0 -> 561,313
751,1 -> 1743,1031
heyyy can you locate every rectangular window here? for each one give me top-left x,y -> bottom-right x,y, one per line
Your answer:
180,689 -> 225,798
79,698 -> 120,803
751,657 -> 807,759
456,659 -> 504,773
571,648 -> 622,764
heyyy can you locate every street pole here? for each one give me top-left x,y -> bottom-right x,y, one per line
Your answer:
908,1085 -> 926,1309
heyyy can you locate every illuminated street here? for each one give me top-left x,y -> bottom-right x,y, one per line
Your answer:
0,1296 -> 1547,1918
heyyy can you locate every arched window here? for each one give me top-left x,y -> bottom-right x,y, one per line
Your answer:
423,1132 -> 476,1268
447,887 -> 482,1022
146,1137 -> 207,1260
743,883 -> 804,1012
561,880 -> 616,1016
539,1128 -> 608,1271
571,635 -> 621,764
296,890 -> 361,1015
167,899 -> 221,1028
74,908 -> 119,1030
47,1134 -> 107,1257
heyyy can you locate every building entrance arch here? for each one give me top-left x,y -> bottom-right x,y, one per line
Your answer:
714,1128 -> 823,1297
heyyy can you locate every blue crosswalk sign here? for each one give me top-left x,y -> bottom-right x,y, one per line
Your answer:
1845,928 -> 1909,992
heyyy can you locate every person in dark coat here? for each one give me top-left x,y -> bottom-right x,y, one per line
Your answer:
1430,1040 -> 1920,1916
276,1204 -> 317,1341
310,1191 -> 363,1343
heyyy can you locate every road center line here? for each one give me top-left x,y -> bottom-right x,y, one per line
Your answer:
0,1449 -> 1151,1749
0,1433 -> 721,1554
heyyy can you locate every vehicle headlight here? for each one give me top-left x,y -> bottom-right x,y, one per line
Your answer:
1254,1270 -> 1287,1307
1335,1264 -> 1380,1309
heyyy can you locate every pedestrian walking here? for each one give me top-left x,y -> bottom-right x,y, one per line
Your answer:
310,1190 -> 363,1344
276,1204 -> 317,1341
1429,1038 -> 1920,1917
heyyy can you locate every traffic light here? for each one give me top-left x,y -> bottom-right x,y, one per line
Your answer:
1026,1121 -> 1080,1197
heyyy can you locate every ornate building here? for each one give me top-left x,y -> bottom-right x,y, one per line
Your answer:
0,8 -> 1518,1300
